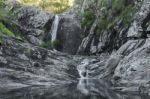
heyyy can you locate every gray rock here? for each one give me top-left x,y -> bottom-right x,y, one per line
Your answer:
15,6 -> 54,29
27,35 -> 43,45
0,56 -> 7,64
0,36 -> 77,87
13,6 -> 54,43
57,15 -> 83,54
127,0 -> 150,37
77,19 -> 98,55
114,38 -> 150,86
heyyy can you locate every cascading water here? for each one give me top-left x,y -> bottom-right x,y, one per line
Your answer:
50,15 -> 60,43
77,59 -> 90,95
77,59 -> 89,79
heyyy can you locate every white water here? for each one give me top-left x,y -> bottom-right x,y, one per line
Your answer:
77,59 -> 89,79
50,15 -> 60,42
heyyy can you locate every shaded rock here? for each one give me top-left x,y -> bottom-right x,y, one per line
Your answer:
57,15 -> 83,54
77,20 -> 98,55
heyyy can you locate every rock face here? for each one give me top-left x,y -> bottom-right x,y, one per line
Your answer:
127,0 -> 150,38
76,0 -> 150,93
114,39 -> 150,84
57,15 -> 83,54
0,36 -> 79,88
13,6 -> 54,45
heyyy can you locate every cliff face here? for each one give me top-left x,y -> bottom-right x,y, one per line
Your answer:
77,0 -> 150,92
77,0 -> 139,54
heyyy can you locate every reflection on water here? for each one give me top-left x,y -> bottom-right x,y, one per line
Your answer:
0,79 -> 150,99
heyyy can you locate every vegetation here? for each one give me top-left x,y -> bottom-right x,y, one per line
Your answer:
0,23 -> 14,37
17,0 -> 74,13
40,40 -> 52,49
40,40 -> 61,50
80,0 -> 137,35
80,11 -> 95,28
0,0 -> 23,44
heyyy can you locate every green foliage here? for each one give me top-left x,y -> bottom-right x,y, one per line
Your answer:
0,22 -> 14,37
52,40 -> 61,49
120,5 -> 136,25
0,0 -> 9,20
40,39 -> 61,49
112,0 -> 124,15
19,0 -> 73,13
80,11 -> 95,28
95,0 -> 136,35
0,0 -> 23,43
40,40 -> 52,49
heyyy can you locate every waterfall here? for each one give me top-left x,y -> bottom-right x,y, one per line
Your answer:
50,15 -> 60,43
77,59 -> 89,79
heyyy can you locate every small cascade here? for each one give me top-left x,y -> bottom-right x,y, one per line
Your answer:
50,15 -> 60,43
77,59 -> 89,79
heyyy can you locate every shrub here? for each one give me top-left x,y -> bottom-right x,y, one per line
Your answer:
40,40 -> 52,49
52,40 -> 61,49
112,0 -> 124,15
0,22 -> 14,37
80,11 -> 95,28
18,0 -> 72,13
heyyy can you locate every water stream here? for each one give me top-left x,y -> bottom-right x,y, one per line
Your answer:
50,15 -> 60,43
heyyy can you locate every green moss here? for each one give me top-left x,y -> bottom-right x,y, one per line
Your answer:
112,0 -> 124,15
40,40 -> 52,49
121,5 -> 136,25
0,22 -> 14,37
40,39 -> 61,49
52,40 -> 61,48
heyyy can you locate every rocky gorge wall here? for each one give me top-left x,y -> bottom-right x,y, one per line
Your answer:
77,0 -> 150,93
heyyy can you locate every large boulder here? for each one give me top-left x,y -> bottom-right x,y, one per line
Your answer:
114,39 -> 150,84
57,15 -> 83,54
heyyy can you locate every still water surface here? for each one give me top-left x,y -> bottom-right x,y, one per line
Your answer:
0,79 -> 149,99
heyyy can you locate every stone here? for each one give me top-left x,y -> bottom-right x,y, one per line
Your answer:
114,38 -> 150,86
0,56 -> 7,64
13,6 -> 54,44
127,0 -> 150,37
57,15 -> 83,54
27,35 -> 43,45
18,54 -> 29,61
